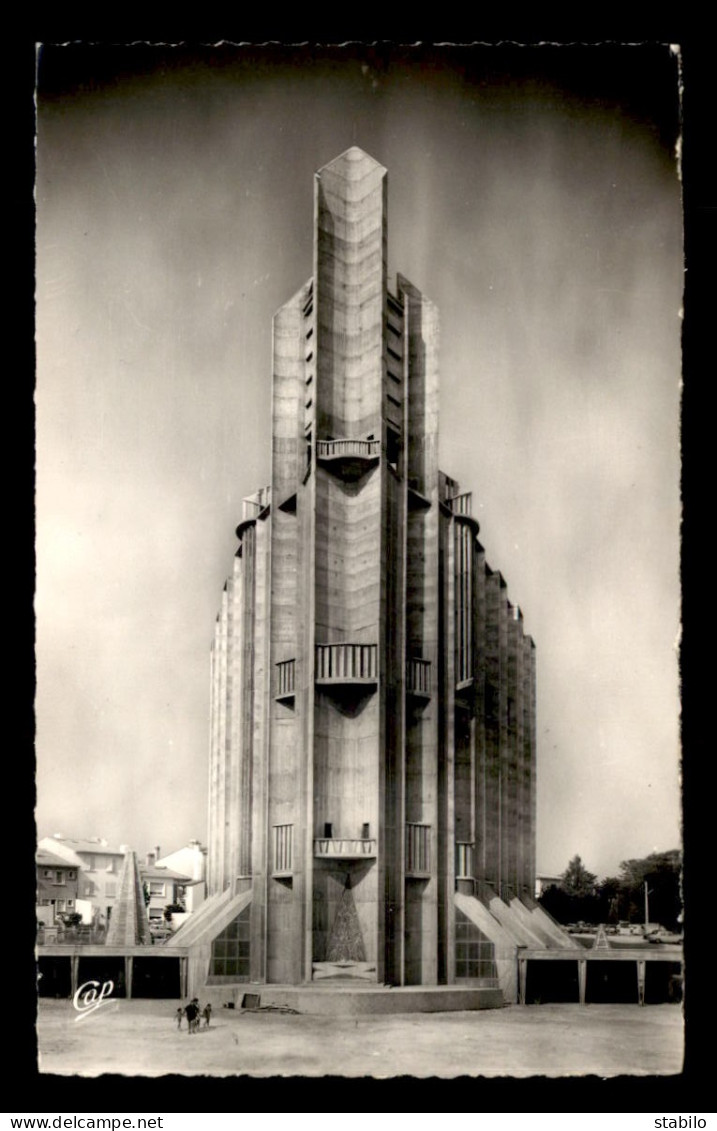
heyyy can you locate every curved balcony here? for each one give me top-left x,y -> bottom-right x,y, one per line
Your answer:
314,838 -> 377,860
316,438 -> 380,481
235,517 -> 256,542
449,491 -> 480,534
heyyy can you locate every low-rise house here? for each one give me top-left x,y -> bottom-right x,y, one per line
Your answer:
38,836 -> 127,927
535,873 -> 563,899
140,853 -> 191,929
156,840 -> 207,913
36,848 -> 79,925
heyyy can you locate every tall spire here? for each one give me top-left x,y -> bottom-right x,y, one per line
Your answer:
105,849 -> 152,946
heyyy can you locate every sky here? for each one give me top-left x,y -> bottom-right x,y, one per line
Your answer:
35,43 -> 683,881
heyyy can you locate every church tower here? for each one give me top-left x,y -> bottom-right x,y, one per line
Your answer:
199,148 -> 538,994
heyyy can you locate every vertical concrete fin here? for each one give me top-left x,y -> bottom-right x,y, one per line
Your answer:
525,901 -> 575,949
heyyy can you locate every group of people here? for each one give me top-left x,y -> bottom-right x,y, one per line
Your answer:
177,998 -> 212,1034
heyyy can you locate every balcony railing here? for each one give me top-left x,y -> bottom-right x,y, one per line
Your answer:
456,842 -> 474,879
315,643 -> 378,683
242,486 -> 271,519
316,439 -> 381,460
314,838 -> 377,859
406,658 -> 431,697
275,659 -> 296,700
406,823 -> 431,876
273,824 -> 293,875
449,491 -> 472,516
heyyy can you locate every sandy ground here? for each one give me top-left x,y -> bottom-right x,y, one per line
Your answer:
37,1000 -> 684,1078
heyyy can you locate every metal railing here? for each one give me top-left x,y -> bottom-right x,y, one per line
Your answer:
315,643 -> 378,682
36,925 -> 110,946
316,439 -> 381,460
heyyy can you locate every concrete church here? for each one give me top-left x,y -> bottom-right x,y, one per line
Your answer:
173,148 -> 571,1007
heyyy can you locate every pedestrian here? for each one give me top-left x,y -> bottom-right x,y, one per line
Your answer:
184,999 -> 198,1034
176,1007 -> 183,1030
203,1002 -> 212,1028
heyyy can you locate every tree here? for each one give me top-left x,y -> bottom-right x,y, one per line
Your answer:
617,850 -> 682,930
538,883 -> 573,924
541,849 -> 682,930
596,876 -> 624,923
539,855 -> 600,924
561,855 -> 598,898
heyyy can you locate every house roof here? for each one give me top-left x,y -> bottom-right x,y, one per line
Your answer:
47,837 -> 124,855
140,865 -> 191,882
37,849 -> 77,869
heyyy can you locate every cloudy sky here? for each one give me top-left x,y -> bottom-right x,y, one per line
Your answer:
35,43 -> 682,880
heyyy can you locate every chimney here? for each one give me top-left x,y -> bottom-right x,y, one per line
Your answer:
146,852 -> 156,867
191,841 -> 206,881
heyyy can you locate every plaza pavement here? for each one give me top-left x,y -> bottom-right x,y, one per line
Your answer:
36,1000 -> 684,1078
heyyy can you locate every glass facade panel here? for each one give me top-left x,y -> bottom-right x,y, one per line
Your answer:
455,909 -> 497,980
210,905 -> 251,980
